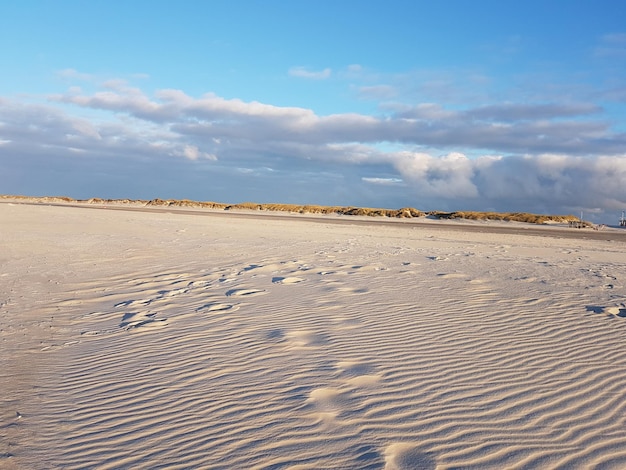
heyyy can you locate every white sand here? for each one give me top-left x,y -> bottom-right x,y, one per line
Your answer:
2,203 -> 626,469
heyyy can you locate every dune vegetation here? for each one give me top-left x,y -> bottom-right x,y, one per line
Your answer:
1,194 -> 581,225
427,210 -> 581,224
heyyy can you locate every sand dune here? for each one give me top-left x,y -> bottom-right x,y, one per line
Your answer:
2,203 -> 626,469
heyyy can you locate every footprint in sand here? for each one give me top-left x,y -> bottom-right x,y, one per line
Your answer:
306,387 -> 355,421
119,312 -> 168,330
436,272 -> 469,279
238,262 -> 299,276
114,298 -> 151,308
383,443 -> 435,470
186,280 -> 212,288
272,276 -> 305,284
241,264 -> 264,272
225,288 -> 267,297
336,360 -> 382,386
346,265 -> 386,273
196,302 -> 239,313
264,328 -> 285,341
336,360 -> 376,376
587,304 -> 626,318
591,271 -> 617,281
604,305 -> 626,318
156,287 -> 189,298
41,340 -> 81,351
80,329 -> 117,337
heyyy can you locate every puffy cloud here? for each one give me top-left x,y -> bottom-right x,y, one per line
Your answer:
50,85 -> 167,120
390,151 -> 626,216
0,98 -> 213,163
2,82 -> 626,222
48,86 -> 626,159
394,152 -> 479,199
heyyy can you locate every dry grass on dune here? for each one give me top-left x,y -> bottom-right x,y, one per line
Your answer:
0,194 -> 579,224
124,200 -> 424,219
122,198 -> 576,223
428,210 -> 580,224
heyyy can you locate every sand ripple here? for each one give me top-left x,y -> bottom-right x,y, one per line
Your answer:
3,204 -> 626,469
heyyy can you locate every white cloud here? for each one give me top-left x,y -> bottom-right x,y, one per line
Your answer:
3,80 -> 626,222
394,152 -> 479,199
390,150 -> 626,216
288,66 -> 332,79
362,177 -> 403,185
173,145 -> 217,161
49,85 -> 625,158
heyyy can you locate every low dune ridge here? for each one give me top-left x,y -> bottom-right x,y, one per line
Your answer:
2,202 -> 626,468
0,194 -> 582,224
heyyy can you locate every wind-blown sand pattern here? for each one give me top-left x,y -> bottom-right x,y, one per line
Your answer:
2,203 -> 626,469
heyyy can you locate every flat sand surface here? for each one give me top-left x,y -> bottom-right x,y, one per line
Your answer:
2,203 -> 626,469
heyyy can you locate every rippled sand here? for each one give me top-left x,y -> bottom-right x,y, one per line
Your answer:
2,203 -> 626,469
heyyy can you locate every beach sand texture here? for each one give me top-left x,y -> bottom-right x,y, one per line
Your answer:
2,203 -> 626,469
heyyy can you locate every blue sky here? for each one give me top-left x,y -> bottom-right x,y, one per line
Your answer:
1,1 -> 626,222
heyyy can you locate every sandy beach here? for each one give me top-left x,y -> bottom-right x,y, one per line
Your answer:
2,202 -> 626,469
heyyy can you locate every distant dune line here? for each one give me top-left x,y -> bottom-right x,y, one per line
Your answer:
0,194 -> 580,224
2,194 -> 624,243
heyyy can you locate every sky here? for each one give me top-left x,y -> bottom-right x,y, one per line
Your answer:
1,1 -> 626,223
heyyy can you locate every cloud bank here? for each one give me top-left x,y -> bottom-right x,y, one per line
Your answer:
1,79 -> 626,222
